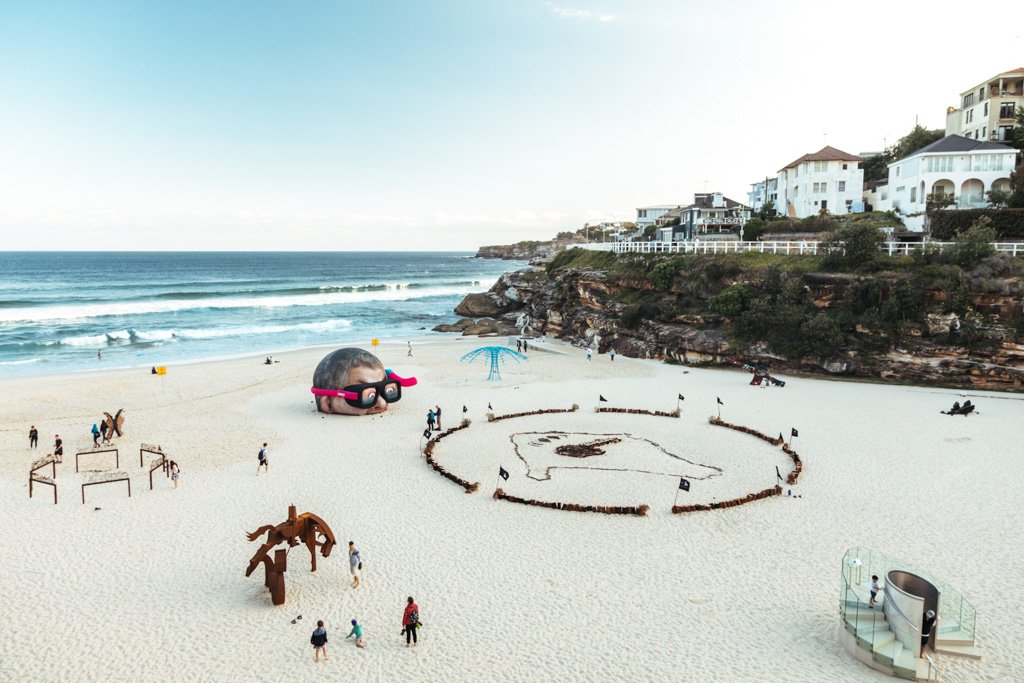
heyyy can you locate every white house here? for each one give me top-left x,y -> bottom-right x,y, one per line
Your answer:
885,134 -> 1018,231
945,67 -> 1024,144
775,146 -> 865,218
635,205 -> 679,230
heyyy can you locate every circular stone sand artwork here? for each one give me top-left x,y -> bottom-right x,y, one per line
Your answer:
421,407 -> 803,516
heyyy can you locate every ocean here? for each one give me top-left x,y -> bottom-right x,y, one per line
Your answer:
0,252 -> 523,377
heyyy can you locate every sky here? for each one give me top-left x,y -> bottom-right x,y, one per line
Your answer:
0,0 -> 1022,251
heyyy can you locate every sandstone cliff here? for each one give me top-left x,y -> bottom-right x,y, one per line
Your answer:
441,254 -> 1024,391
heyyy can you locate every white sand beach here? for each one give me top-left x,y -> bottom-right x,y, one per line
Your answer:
0,337 -> 1020,682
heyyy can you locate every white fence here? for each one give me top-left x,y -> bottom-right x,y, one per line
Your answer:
579,240 -> 1024,257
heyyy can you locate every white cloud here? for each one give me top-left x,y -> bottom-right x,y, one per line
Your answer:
546,3 -> 615,21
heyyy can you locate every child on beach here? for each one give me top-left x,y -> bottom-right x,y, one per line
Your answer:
402,596 -> 419,648
256,443 -> 268,475
310,620 -> 328,661
54,435 -> 63,463
346,619 -> 366,648
348,541 -> 362,589
869,575 -> 881,606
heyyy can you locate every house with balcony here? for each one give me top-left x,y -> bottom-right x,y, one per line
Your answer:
635,205 -> 680,230
945,67 -> 1024,144
886,134 -> 1018,232
668,192 -> 751,241
775,146 -> 865,218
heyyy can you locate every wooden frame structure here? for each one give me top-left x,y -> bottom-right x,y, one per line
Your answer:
76,446 -> 119,473
81,470 -> 131,504
139,443 -> 164,468
148,453 -> 168,490
29,454 -> 58,504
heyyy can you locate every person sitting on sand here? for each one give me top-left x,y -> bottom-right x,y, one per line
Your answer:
310,620 -> 329,661
346,619 -> 366,648
311,347 -> 417,416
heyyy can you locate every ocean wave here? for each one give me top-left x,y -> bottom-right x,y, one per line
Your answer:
51,320 -> 354,347
0,357 -> 40,366
0,280 -> 496,323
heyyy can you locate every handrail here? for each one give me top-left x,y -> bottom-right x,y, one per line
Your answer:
882,583 -> 920,632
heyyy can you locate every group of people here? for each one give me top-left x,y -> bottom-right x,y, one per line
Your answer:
515,339 -> 530,353
90,418 -> 116,445
309,596 -> 421,661
584,346 -> 615,361
426,406 -> 443,432
29,427 -> 63,463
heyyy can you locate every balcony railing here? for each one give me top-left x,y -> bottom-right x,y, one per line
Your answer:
695,216 -> 744,225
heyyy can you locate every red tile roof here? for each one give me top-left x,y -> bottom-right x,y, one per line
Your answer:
780,146 -> 863,171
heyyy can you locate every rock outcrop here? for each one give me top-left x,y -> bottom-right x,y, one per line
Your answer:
441,262 -> 1024,391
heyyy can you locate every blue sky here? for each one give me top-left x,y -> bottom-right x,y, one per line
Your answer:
1,1 -> 1021,250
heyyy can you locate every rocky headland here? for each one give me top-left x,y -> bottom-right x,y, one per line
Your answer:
438,248 -> 1024,391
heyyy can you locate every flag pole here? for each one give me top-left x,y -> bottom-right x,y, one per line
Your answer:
673,486 -> 680,508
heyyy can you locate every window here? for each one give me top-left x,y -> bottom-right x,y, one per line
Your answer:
984,102 -> 989,116
821,200 -> 827,211
982,126 -> 986,139
846,199 -> 853,209
1001,102 -> 1016,119
896,167 -> 901,176
842,163 -> 848,170
838,181 -> 846,192
963,93 -> 974,108
910,187 -> 917,202
639,210 -> 647,218
794,166 -> 799,177
896,186 -> 906,193
966,109 -> 974,123
794,186 -> 799,196
814,161 -> 828,172
926,156 -> 954,173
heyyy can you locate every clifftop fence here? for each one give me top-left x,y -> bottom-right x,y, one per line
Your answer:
578,240 -> 1024,257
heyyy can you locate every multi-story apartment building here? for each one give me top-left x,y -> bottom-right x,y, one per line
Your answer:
879,135 -> 1018,231
747,177 -> 779,213
774,146 -> 864,218
945,67 -> 1024,143
635,205 -> 680,230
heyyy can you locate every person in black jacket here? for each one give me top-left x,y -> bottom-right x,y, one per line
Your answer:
310,620 -> 329,662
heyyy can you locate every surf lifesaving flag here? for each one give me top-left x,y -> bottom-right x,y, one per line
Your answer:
678,478 -> 690,492
499,466 -> 510,481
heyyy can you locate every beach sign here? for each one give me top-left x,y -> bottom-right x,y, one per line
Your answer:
371,338 -> 379,347
156,366 -> 167,375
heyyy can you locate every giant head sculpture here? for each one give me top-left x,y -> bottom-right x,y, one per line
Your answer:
311,347 -> 417,416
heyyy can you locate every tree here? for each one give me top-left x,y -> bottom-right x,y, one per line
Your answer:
1011,107 -> 1024,151
822,224 -> 886,271
861,125 -> 945,183
987,189 -> 1010,208
754,200 -> 777,221
945,216 -> 997,268
1008,161 -> 1024,209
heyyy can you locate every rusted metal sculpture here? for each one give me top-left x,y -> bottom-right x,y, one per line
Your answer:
102,409 -> 125,440
245,505 -> 336,605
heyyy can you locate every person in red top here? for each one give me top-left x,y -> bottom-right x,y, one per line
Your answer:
402,596 -> 419,648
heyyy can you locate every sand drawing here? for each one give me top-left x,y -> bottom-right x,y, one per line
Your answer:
510,431 -> 723,482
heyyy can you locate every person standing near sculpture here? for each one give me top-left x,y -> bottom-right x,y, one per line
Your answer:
348,541 -> 362,589
256,443 -> 269,476
29,425 -> 38,449
310,620 -> 329,662
402,596 -> 419,648
54,434 -> 63,463
434,405 -> 442,431
91,423 -> 100,445
920,609 -> 936,657
426,409 -> 436,432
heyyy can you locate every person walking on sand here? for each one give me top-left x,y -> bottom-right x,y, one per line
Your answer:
426,409 -> 436,432
54,435 -> 63,463
256,443 -> 269,476
869,575 -> 881,607
346,619 -> 366,648
407,341 -> 413,357
170,461 -> 180,489
310,620 -> 329,661
434,405 -> 442,431
610,347 -> 616,362
586,347 -> 592,361
516,339 -> 522,353
91,423 -> 100,445
402,596 -> 419,648
29,425 -> 38,449
348,541 -> 362,589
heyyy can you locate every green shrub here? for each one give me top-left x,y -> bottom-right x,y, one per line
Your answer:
708,283 -> 755,317
821,225 -> 886,271
944,218 -> 997,269
648,259 -> 680,291
929,209 -> 1024,239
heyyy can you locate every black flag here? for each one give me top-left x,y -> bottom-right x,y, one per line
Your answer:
499,466 -> 510,481
775,465 -> 782,481
678,478 -> 690,492
716,397 -> 724,405
779,432 -> 784,442
463,405 -> 468,413
488,402 -> 493,410
422,428 -> 431,439
791,428 -> 799,437
678,394 -> 685,401
599,395 -> 608,402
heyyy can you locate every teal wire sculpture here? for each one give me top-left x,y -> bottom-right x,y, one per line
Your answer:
460,346 -> 527,381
